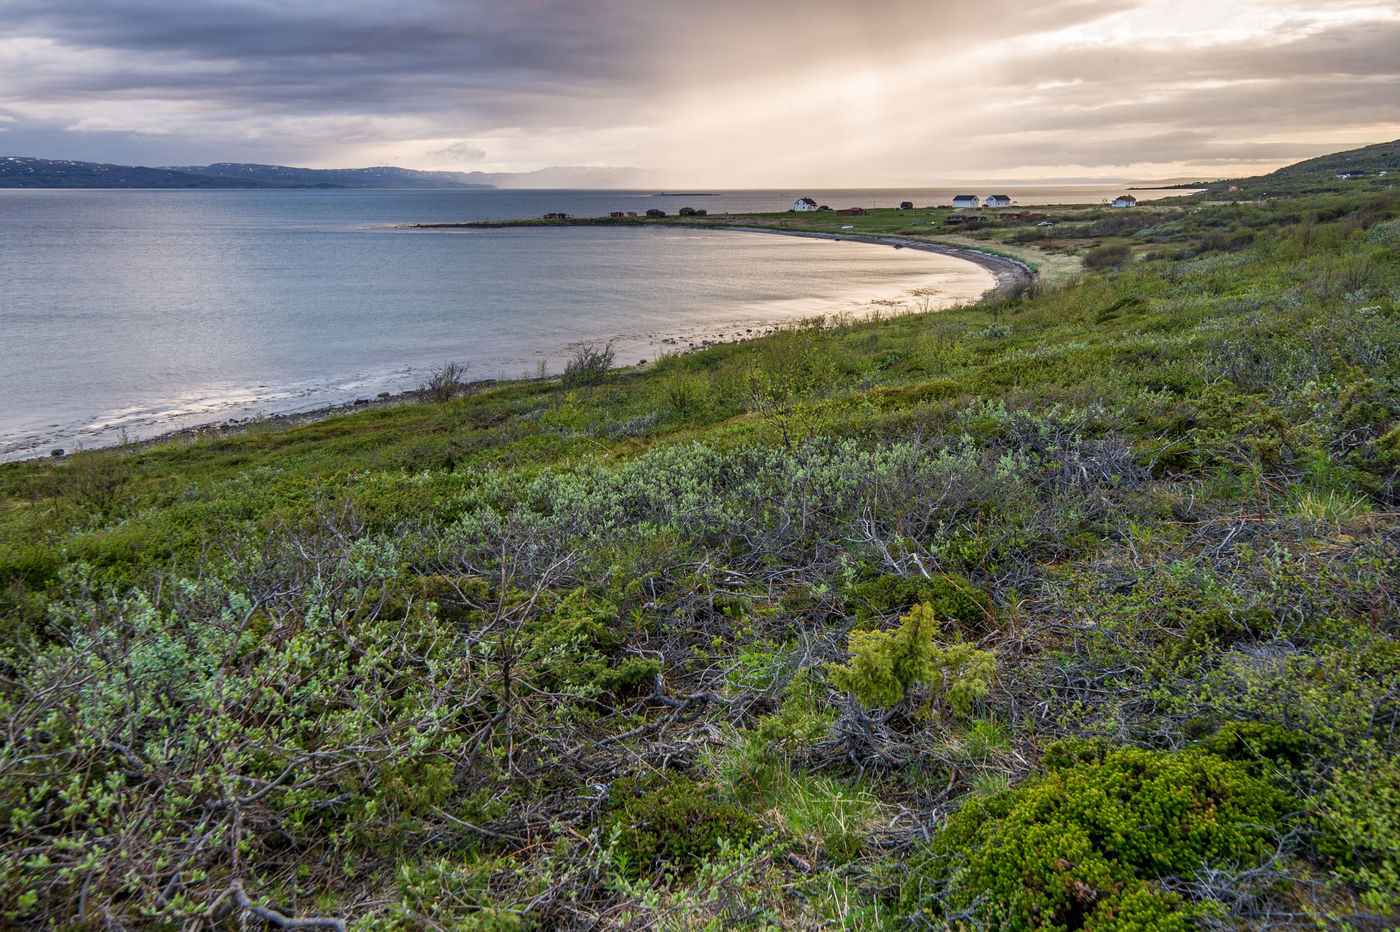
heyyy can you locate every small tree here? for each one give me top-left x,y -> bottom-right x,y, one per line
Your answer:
828,602 -> 994,715
419,361 -> 468,403
561,342 -> 615,387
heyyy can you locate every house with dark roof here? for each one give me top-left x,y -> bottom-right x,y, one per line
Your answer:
986,194 -> 1012,207
1112,194 -> 1138,207
951,194 -> 980,209
793,197 -> 819,211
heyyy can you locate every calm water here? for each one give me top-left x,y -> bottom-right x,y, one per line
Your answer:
4,183 -> 1191,460
0,188 -> 1016,460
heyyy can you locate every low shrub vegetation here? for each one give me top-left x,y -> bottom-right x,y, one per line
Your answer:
903,741 -> 1295,930
2,184 -> 1399,929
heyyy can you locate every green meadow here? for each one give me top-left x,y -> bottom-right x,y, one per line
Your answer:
3,168 -> 1400,929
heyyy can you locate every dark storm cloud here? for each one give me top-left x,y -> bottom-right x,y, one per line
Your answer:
1,0 -> 658,119
1,0 -> 1133,117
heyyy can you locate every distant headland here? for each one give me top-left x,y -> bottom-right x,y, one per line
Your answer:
0,157 -> 643,190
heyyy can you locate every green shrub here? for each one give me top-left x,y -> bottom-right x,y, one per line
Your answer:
845,571 -> 991,630
1083,242 -> 1132,270
902,742 -> 1294,930
828,602 -> 994,714
602,775 -> 758,880
661,370 -> 711,418
561,342 -> 615,387
518,588 -> 655,700
1196,721 -> 1312,774
1314,741 -> 1400,914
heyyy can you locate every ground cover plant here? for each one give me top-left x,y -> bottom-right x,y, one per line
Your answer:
2,180 -> 1399,930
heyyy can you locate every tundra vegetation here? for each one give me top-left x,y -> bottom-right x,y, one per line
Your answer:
2,177 -> 1400,930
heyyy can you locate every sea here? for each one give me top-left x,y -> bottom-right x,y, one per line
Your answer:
0,185 -> 1191,461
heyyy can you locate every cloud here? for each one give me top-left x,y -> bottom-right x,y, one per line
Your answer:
430,140 -> 487,162
0,0 -> 1396,181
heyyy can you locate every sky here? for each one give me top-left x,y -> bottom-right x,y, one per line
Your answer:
1,0 -> 1398,187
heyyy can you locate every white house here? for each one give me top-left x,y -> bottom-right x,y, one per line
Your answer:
793,197 -> 819,211
1112,194 -> 1138,208
952,194 -> 980,208
986,194 -> 1012,207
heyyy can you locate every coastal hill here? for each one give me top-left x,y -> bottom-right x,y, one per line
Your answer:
0,156 -> 496,189
0,156 -> 272,188
1204,138 -> 1399,196
166,162 -> 495,189
0,156 -> 644,189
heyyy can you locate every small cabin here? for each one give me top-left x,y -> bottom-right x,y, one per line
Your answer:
542,212 -> 571,220
952,194 -> 980,209
646,208 -> 666,218
1111,195 -> 1138,208
678,206 -> 697,216
793,197 -> 819,212
986,194 -> 1012,207
899,201 -> 914,210
609,211 -> 626,218
836,207 -> 866,216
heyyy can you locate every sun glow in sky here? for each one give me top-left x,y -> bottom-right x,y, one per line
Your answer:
0,0 -> 1397,185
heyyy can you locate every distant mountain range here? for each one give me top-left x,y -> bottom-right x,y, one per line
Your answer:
0,157 -> 646,189
167,162 -> 497,189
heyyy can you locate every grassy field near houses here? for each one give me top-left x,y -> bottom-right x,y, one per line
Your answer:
2,155 -> 1400,929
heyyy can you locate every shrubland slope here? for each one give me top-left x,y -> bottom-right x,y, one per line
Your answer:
2,185 -> 1399,930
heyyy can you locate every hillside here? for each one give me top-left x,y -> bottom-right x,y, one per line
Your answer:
2,173 -> 1399,928
171,162 -> 495,189
0,156 -> 640,189
1204,138 -> 1400,197
0,157 -> 499,189
0,156 -> 273,188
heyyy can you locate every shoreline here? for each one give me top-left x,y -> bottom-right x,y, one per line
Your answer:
698,224 -> 1034,297
406,219 -> 1036,298
12,224 -> 1030,464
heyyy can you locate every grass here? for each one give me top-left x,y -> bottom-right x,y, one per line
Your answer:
2,185 -> 1400,930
